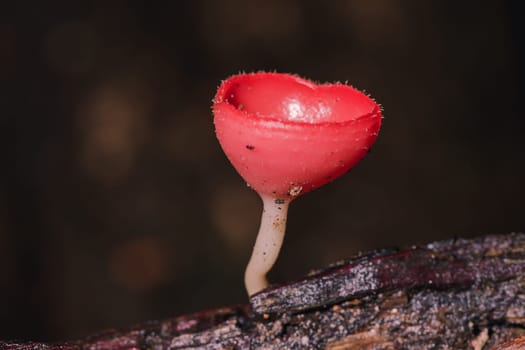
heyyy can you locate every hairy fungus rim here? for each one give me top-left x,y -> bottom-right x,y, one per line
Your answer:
213,72 -> 382,128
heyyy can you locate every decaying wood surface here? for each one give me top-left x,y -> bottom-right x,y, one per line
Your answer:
1,233 -> 524,349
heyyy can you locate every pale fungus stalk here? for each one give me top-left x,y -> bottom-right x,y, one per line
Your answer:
244,195 -> 289,296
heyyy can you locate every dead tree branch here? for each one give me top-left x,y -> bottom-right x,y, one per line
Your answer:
1,233 -> 524,349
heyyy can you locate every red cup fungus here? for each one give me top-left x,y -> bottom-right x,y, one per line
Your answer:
213,72 -> 382,296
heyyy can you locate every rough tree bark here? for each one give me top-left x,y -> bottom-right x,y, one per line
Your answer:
1,233 -> 524,349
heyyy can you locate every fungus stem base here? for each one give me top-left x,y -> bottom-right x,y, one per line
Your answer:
244,194 -> 289,297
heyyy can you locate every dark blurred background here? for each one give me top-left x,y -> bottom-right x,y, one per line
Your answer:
2,0 -> 524,342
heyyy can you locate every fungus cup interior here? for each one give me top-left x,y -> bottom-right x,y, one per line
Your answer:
220,73 -> 377,124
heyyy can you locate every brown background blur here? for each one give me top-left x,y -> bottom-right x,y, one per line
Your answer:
2,0 -> 524,342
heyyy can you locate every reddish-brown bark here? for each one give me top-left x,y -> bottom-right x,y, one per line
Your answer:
1,233 -> 524,349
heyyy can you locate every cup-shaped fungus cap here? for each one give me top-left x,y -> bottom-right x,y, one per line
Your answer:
213,72 -> 382,200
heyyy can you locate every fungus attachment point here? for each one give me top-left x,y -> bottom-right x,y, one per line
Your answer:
213,72 -> 382,296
